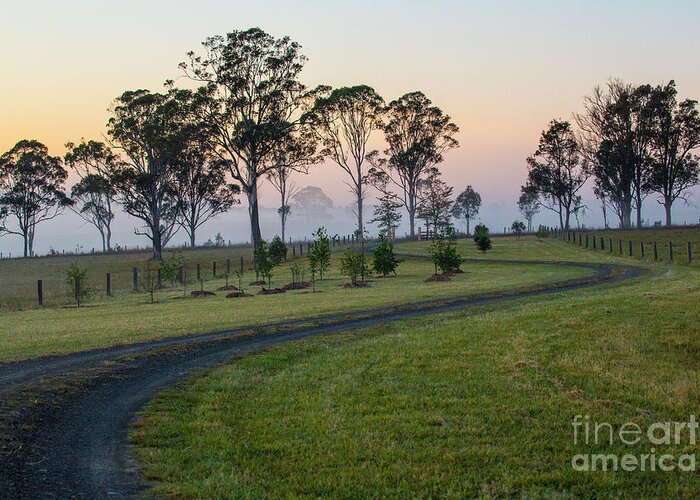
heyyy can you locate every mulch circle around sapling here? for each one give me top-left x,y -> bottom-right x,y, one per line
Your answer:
257,287 -> 287,295
282,281 -> 310,290
216,285 -> 239,291
342,281 -> 370,288
191,290 -> 216,297
425,274 -> 452,282
226,291 -> 253,298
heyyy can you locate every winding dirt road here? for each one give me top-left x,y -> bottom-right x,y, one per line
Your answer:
0,260 -> 642,498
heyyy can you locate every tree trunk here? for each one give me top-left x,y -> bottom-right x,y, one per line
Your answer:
664,197 -> 673,227
281,211 -> 286,243
23,232 -> 29,258
151,215 -> 163,260
466,218 -> 470,236
190,231 -> 196,248
247,182 -> 262,248
636,199 -> 643,228
407,185 -> 416,238
356,184 -> 364,236
106,224 -> 112,252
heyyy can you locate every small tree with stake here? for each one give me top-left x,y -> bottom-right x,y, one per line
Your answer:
428,227 -> 461,275
140,260 -> 160,304
159,250 -> 184,286
308,226 -> 332,280
65,263 -> 90,307
254,240 -> 275,289
473,224 -> 492,253
340,249 -> 371,286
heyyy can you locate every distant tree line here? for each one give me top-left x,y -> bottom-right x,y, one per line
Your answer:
523,79 -> 700,230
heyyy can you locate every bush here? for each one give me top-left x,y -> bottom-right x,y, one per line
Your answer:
372,235 -> 401,277
65,263 -> 90,307
289,263 -> 302,284
160,250 -> 184,285
511,220 -> 526,239
269,236 -> 288,265
253,240 -> 275,287
473,224 -> 492,253
308,227 -> 332,280
536,226 -> 550,239
340,249 -> 371,286
428,228 -> 462,274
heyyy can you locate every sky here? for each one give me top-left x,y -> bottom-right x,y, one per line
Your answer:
1,0 -> 700,254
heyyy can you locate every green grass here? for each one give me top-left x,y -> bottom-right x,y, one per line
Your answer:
0,244 -> 592,362
0,245 -> 256,310
132,240 -> 700,497
558,226 -> 700,267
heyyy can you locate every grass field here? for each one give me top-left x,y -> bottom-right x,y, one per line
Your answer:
0,245 -> 256,311
0,242 -> 594,362
130,238 -> 700,497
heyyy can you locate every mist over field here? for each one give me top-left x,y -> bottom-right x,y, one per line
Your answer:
1,189 -> 698,256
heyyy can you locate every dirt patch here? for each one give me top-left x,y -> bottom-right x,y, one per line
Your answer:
282,281 -> 310,290
342,281 -> 370,288
225,292 -> 253,298
257,287 -> 287,295
191,290 -> 216,298
425,274 -> 452,282
216,285 -> 238,292
249,280 -> 266,286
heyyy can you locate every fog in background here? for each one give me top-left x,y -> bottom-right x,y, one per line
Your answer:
1,185 -> 698,257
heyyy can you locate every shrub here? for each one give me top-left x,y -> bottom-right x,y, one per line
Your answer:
372,235 -> 401,277
254,240 -> 275,287
536,226 -> 550,239
511,220 -> 526,239
289,263 -> 302,284
308,227 -> 331,280
160,250 -> 184,285
473,224 -> 492,253
340,249 -> 371,286
269,236 -> 288,265
65,263 -> 90,307
428,228 -> 462,274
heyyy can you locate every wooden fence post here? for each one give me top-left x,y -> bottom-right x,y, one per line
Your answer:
628,240 -> 633,257
132,267 -> 138,292
292,245 -> 296,257
640,241 -> 645,259
688,242 -> 692,263
585,235 -> 589,248
654,241 -> 658,261
619,239 -> 623,255
299,243 -> 303,256
37,279 -> 43,306
593,236 -> 596,250
609,238 -> 613,253
600,237 -> 605,251
213,261 -> 217,278
106,272 -> 111,297
669,241 -> 674,261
